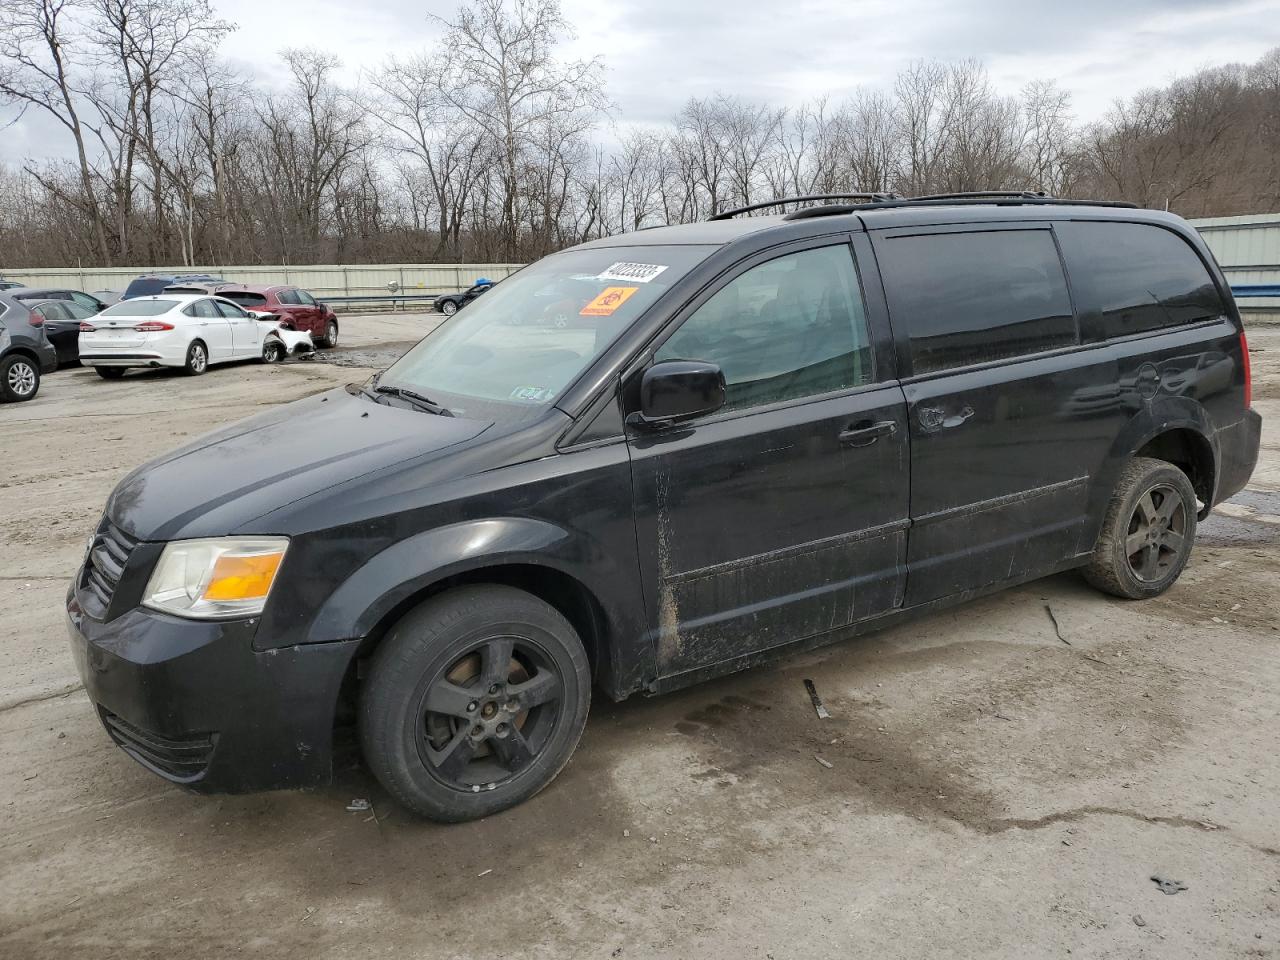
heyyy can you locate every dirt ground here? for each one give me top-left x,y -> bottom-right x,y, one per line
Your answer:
1,316 -> 1278,960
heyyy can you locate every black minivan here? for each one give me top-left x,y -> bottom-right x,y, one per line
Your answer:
67,193 -> 1261,821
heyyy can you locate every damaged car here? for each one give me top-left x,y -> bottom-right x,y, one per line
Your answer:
68,192 -> 1260,822
78,293 -> 312,378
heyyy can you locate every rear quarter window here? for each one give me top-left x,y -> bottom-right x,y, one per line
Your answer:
1055,221 -> 1226,341
876,229 -> 1077,375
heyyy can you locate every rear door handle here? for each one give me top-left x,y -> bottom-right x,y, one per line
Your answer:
839,420 -> 897,447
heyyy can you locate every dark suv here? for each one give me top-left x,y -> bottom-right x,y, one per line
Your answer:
66,192 -> 1261,821
0,293 -> 59,401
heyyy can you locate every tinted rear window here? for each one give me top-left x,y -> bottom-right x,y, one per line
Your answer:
123,277 -> 172,299
223,292 -> 269,306
100,299 -> 178,317
877,229 -> 1077,374
1055,221 -> 1226,341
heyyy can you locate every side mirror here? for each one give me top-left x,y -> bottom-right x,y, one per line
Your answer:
637,359 -> 726,425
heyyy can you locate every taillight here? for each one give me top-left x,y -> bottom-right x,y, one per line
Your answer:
79,322 -> 96,332
1241,329 -> 1252,408
134,321 -> 175,332
29,313 -> 44,327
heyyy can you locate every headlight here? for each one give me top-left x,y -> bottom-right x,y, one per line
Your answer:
143,537 -> 289,619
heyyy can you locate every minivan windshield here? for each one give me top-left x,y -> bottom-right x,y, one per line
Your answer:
376,245 -> 714,421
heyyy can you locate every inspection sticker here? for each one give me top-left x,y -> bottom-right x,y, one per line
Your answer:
510,385 -> 554,403
597,262 -> 668,284
580,286 -> 639,316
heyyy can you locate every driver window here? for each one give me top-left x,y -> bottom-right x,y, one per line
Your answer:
654,244 -> 873,413
278,289 -> 302,305
214,299 -> 247,319
296,290 -> 316,305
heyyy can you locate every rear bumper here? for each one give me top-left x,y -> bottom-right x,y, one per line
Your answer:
66,587 -> 360,793
79,352 -> 173,368
38,343 -> 58,372
1217,408 -> 1262,504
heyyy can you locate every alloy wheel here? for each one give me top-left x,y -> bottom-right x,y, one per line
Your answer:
191,344 -> 207,372
416,636 -> 563,791
1124,482 -> 1188,582
7,360 -> 36,397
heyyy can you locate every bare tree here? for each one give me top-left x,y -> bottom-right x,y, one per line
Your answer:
0,0 -> 113,261
430,0 -> 605,258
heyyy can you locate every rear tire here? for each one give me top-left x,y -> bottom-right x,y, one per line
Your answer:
95,367 -> 126,380
0,354 -> 39,402
1082,457 -> 1198,599
184,340 -> 208,376
359,585 -> 591,822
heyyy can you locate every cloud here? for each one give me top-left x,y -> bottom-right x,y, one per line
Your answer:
3,0 -> 1279,166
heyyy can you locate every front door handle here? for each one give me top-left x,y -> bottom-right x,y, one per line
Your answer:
839,420 -> 897,447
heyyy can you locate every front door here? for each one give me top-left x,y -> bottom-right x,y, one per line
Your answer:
216,299 -> 262,357
188,298 -> 234,360
626,240 -> 910,682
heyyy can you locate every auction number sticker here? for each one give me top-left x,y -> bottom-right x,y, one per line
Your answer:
597,262 -> 668,283
580,286 -> 639,316
510,385 -> 554,403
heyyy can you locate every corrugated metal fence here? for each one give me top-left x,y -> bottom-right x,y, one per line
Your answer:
1189,213 -> 1280,322
0,263 -> 524,299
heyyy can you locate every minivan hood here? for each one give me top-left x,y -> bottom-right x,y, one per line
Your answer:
107,387 -> 490,541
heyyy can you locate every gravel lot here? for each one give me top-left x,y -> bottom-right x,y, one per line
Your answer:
1,315 -> 1278,959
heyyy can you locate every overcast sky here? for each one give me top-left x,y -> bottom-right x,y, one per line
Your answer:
5,0 -> 1280,165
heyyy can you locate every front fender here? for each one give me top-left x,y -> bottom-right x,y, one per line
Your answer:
305,517 -> 597,646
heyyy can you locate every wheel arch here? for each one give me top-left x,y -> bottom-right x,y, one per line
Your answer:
1133,427 -> 1216,516
330,560 -> 617,747
1100,402 -> 1220,522
2,345 -> 44,369
307,516 -> 646,731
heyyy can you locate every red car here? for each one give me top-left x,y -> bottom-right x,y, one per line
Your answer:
221,285 -> 339,347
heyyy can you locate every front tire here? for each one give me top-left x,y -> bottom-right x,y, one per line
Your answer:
261,337 -> 284,363
318,319 -> 339,348
0,354 -> 39,402
440,299 -> 458,316
184,340 -> 208,376
359,585 -> 591,822
1082,457 -> 1198,599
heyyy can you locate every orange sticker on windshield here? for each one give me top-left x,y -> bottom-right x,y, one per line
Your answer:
580,286 -> 638,316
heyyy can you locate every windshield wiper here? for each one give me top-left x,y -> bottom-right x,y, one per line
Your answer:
373,384 -> 454,416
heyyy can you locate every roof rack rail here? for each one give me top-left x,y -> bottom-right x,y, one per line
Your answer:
783,193 -> 1138,220
906,190 -> 1051,202
707,193 -> 900,221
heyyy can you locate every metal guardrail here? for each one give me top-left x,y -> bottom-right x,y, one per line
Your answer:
322,293 -> 439,311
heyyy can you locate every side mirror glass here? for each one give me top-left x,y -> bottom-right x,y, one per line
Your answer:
638,359 -> 726,424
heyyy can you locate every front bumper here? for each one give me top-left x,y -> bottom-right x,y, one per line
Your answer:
66,588 -> 360,793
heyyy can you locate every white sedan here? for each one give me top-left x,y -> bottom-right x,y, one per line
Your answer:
78,294 -> 314,378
